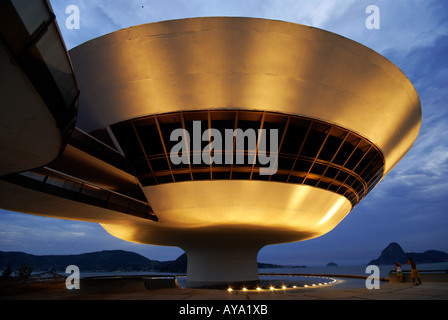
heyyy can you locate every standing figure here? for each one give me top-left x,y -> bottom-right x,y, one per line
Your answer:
394,261 -> 403,282
406,258 -> 422,285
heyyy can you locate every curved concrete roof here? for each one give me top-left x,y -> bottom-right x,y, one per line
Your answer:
0,0 -> 78,175
70,17 -> 421,175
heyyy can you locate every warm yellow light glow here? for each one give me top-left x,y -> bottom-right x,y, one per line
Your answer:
242,287 -> 247,291
227,288 -> 233,292
282,285 -> 286,290
318,197 -> 347,225
270,286 -> 275,291
142,181 -> 351,235
256,287 -> 261,292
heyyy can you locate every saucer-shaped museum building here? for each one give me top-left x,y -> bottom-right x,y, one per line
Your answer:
0,1 -> 421,287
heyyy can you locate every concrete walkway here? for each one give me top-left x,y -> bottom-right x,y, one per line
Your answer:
2,280 -> 447,300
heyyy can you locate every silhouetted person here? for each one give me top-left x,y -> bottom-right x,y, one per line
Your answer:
406,258 -> 421,285
394,261 -> 403,282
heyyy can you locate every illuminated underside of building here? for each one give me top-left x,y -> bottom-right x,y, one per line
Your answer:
0,1 -> 421,288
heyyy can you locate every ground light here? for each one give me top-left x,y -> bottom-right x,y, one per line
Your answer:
225,276 -> 338,293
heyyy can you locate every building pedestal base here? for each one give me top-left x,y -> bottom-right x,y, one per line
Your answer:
184,244 -> 261,289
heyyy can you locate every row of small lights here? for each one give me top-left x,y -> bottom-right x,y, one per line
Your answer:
227,277 -> 337,293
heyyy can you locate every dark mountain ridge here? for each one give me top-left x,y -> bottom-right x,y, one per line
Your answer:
368,242 -> 448,265
6,242 -> 440,273
0,250 -> 304,273
0,250 -> 164,272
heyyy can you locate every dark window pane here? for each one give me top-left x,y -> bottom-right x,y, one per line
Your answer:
135,120 -> 165,156
155,174 -> 174,184
301,130 -> 327,158
160,122 -> 184,151
277,156 -> 295,170
288,175 -> 304,184
294,159 -> 312,173
336,170 -> 349,182
212,171 -> 231,180
235,111 -> 262,153
337,185 -> 348,195
360,154 -> 382,181
304,178 -> 319,187
211,120 -> 236,150
170,161 -> 190,170
324,166 -> 339,179
231,171 -> 251,180
270,174 -> 288,182
310,163 -> 327,175
140,176 -> 157,186
345,148 -> 364,170
173,173 -> 192,182
193,171 -> 211,181
132,159 -> 151,175
333,141 -> 355,166
355,149 -> 377,175
345,175 -> 356,187
149,158 -> 170,171
352,180 -> 362,192
234,122 -> 258,153
89,128 -> 118,151
107,193 -> 130,212
317,180 -> 330,189
319,135 -> 343,162
263,118 -> 286,146
251,171 -> 271,180
280,118 -> 310,154
111,122 -> 144,159
347,192 -> 357,205
157,113 -> 184,154
184,118 -> 209,162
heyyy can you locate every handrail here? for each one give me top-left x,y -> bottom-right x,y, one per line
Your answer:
73,127 -> 123,156
389,269 -> 448,274
43,167 -> 150,207
68,128 -> 134,175
2,167 -> 157,222
259,272 -> 389,282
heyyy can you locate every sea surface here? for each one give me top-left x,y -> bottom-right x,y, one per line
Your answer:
73,262 -> 448,290
75,262 -> 448,278
260,262 -> 448,277
3,262 -> 446,291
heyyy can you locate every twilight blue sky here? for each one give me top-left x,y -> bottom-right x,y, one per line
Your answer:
1,0 -> 447,266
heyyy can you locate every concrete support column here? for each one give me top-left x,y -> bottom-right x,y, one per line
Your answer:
183,243 -> 261,288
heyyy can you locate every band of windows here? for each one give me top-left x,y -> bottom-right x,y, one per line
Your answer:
109,110 -> 385,207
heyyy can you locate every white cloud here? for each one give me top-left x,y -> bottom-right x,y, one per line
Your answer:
423,147 -> 448,176
50,0 -> 448,55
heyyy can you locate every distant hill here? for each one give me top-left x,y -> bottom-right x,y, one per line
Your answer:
157,253 -> 187,273
0,250 -> 163,272
156,253 -> 306,273
0,250 -> 305,274
258,262 -> 306,269
368,242 -> 448,265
